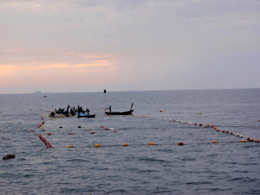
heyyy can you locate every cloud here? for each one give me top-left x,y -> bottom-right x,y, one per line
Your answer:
0,0 -> 260,93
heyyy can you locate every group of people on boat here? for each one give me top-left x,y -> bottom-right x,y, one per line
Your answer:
50,105 -> 91,117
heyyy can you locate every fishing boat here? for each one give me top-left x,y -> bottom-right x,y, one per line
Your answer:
77,113 -> 96,118
105,103 -> 134,115
105,110 -> 134,115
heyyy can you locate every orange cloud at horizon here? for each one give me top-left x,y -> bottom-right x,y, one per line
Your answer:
0,61 -> 116,89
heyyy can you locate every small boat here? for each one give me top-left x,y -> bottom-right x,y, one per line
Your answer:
105,103 -> 134,115
105,110 -> 134,115
77,113 -> 96,118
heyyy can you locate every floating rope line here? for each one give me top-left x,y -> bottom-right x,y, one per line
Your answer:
164,118 -> 259,142
35,134 -> 52,148
36,140 -> 259,150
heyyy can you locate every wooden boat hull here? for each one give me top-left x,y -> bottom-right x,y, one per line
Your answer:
105,110 -> 134,115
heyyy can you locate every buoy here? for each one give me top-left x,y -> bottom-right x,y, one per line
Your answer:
236,134 -> 239,137
105,128 -> 109,130
86,128 -> 89,130
66,145 -> 72,148
110,128 -> 114,130
46,144 -> 52,148
254,139 -> 259,143
199,123 -> 202,126
95,144 -> 100,148
160,110 -> 163,112
59,126 -> 62,128
68,133 -> 73,135
226,131 -> 229,133
194,123 -> 197,125
164,118 -> 168,120
197,113 -> 202,114
114,130 -> 117,133
212,140 -> 218,143
29,129 -> 32,132
78,126 -> 81,128
206,124 -> 209,127
47,133 -> 51,135
249,138 -> 254,142
90,131 -> 95,134
222,130 -> 225,133
124,143 -> 129,146
100,126 -> 104,128
230,132 -> 233,134
41,129 -> 45,131
2,154 -> 15,160
216,129 -> 220,132
41,126 -> 44,129
247,137 -> 250,140
240,135 -> 243,138
149,142 -> 154,145
178,142 -> 184,146
241,139 -> 246,143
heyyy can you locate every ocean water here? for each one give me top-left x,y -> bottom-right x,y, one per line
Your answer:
0,89 -> 260,194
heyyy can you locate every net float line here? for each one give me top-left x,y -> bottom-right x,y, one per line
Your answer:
35,134 -> 52,148
44,140 -> 259,149
165,118 -> 259,142
37,120 -> 45,128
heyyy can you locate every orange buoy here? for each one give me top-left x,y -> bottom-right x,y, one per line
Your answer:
212,140 -> 218,144
124,143 -> 128,146
47,133 -> 51,135
95,144 -> 100,148
149,142 -> 154,145
241,139 -> 246,143
66,145 -> 72,148
178,142 -> 184,146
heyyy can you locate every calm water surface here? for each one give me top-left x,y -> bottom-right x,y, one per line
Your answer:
1,89 -> 260,194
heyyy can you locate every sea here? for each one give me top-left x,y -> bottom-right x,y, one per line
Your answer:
0,89 -> 260,195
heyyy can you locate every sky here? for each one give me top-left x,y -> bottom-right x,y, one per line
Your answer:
0,0 -> 260,94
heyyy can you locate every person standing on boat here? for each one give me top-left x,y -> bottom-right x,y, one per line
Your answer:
86,108 -> 90,115
109,105 -> 111,113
